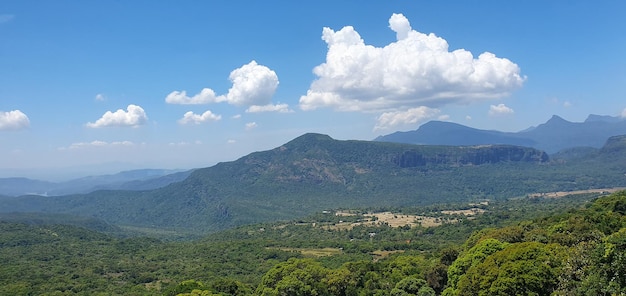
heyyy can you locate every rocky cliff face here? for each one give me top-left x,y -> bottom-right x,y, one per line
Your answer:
601,135 -> 626,154
393,145 -> 549,168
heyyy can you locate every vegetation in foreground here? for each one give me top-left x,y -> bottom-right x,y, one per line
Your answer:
1,191 -> 626,295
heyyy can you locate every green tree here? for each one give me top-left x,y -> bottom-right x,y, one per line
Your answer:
457,242 -> 563,296
390,277 -> 435,296
256,258 -> 330,296
445,238 -> 509,294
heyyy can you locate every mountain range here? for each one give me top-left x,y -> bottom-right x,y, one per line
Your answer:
375,114 -> 626,153
2,132 -> 626,236
0,169 -> 193,197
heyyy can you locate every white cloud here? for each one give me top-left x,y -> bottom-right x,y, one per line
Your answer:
438,114 -> 450,121
245,122 -> 258,130
299,13 -> 525,113
165,61 -> 279,107
0,110 -> 30,131
0,14 -> 14,24
86,104 -> 148,128
563,101 -> 572,108
165,88 -> 221,105
178,110 -> 222,125
95,93 -> 106,101
374,106 -> 440,131
227,139 -> 236,144
621,108 -> 626,118
488,103 -> 514,116
245,103 -> 293,113
223,61 -> 279,106
63,140 -> 134,150
466,115 -> 472,120
232,114 -> 242,119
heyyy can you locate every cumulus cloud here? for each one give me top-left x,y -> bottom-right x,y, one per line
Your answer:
245,122 -> 258,130
374,106 -> 440,131
438,114 -> 450,121
488,103 -> 514,116
165,88 -> 220,105
95,93 -> 106,101
178,110 -> 222,125
223,61 -> 279,106
300,13 -> 525,113
86,104 -> 148,128
0,110 -> 30,131
63,140 -> 134,150
165,61 -> 279,107
245,103 -> 293,113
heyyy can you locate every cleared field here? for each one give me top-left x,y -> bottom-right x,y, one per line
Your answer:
269,247 -> 343,257
441,208 -> 486,216
528,187 -> 626,198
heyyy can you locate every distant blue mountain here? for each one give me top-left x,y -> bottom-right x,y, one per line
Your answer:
0,169 -> 193,197
375,114 -> 626,154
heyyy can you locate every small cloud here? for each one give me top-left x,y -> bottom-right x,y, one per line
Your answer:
245,122 -> 258,131
488,103 -> 514,116
165,88 -> 221,105
299,13 -> 524,113
245,103 -> 293,113
227,139 -> 236,144
95,93 -> 106,101
621,108 -> 626,118
165,61 -> 279,107
466,115 -> 472,120
86,104 -> 148,128
0,14 -> 14,24
563,101 -> 572,108
169,141 -> 190,146
374,106 -> 440,131
232,114 -> 242,119
62,140 -> 134,150
178,110 -> 222,125
438,114 -> 450,121
0,110 -> 30,131
168,140 -> 202,146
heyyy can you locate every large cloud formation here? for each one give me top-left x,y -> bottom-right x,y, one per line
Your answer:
165,61 -> 280,107
86,104 -> 148,128
0,110 -> 30,131
299,13 -> 525,114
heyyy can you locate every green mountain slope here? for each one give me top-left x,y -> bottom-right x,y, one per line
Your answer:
1,133 -> 625,234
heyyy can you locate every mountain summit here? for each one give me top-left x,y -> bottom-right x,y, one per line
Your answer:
376,114 -> 626,153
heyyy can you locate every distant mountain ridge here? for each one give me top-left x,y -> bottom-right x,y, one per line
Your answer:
375,114 -> 626,153
0,169 -> 193,197
2,133 -> 625,235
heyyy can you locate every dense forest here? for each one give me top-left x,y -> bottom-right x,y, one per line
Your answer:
1,191 -> 625,295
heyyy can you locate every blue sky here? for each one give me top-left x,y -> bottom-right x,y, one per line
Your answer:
1,1 -> 625,179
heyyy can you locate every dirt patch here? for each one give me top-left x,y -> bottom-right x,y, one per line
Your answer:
371,250 -> 405,261
270,247 -> 343,257
441,208 -> 486,216
528,187 -> 626,198
370,212 -> 420,227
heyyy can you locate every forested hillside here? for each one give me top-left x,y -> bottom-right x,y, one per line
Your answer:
1,191 -> 625,295
2,134 -> 626,236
